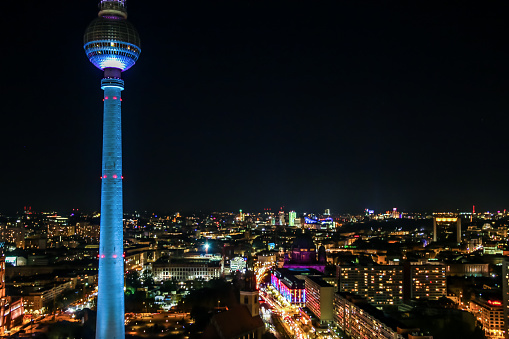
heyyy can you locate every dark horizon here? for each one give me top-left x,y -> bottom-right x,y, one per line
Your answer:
2,1 -> 509,214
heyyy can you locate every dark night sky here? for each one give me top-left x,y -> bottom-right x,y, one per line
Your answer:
1,1 -> 509,214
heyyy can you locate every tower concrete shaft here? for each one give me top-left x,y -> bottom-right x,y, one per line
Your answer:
96,75 -> 125,339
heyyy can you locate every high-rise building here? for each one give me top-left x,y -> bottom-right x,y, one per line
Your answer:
278,210 -> 285,225
338,265 -> 404,305
289,211 -> 296,226
333,292 -> 432,339
469,295 -> 505,339
83,1 -> 141,338
403,262 -> 447,301
0,258 -> 24,334
338,263 -> 446,305
305,276 -> 334,324
433,215 -> 461,243
502,259 -> 509,338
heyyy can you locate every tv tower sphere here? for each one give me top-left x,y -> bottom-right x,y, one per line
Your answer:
84,0 -> 141,72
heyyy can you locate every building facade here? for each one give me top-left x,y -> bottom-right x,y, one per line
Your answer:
0,258 -> 24,334
152,261 -> 221,282
406,263 -> 446,300
338,263 -> 446,304
338,265 -> 404,305
469,298 -> 504,339
270,268 -> 307,305
433,216 -> 461,243
334,292 -> 404,339
502,259 -> 509,339
305,276 -> 333,324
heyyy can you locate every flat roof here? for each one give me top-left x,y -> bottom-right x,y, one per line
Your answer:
305,275 -> 332,287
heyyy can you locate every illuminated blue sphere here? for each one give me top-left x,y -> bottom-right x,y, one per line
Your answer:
84,1 -> 141,71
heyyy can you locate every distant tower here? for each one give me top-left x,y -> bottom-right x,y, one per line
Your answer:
289,211 -> 296,226
433,216 -> 461,244
279,210 -> 285,226
83,1 -> 141,338
240,251 -> 259,317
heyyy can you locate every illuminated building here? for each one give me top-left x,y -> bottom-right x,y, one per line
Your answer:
152,260 -> 221,282
433,215 -> 461,243
75,222 -> 100,243
0,258 -> 24,334
338,263 -> 446,304
305,275 -> 334,324
270,268 -> 322,305
289,211 -> 296,227
502,259 -> 509,338
404,262 -> 446,301
290,233 -> 316,263
484,242 -> 504,255
256,250 -> 276,266
334,293 -> 401,339
338,265 -> 404,305
304,214 -> 334,230
334,293 -> 432,339
469,296 -> 505,339
83,0 -> 141,337
278,210 -> 285,225
445,262 -> 489,277
230,256 -> 247,272
283,232 -> 326,272
22,281 -> 73,314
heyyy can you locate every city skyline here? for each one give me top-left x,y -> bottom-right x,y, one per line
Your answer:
2,1 -> 509,214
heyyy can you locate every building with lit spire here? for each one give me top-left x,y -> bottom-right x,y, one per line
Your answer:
83,1 -> 140,338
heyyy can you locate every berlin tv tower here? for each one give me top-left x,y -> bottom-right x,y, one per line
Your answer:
84,1 -> 141,337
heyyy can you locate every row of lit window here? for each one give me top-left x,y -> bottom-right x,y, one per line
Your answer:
87,50 -> 137,59
87,41 -> 140,54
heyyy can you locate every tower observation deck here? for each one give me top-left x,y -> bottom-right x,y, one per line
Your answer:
83,1 -> 140,338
